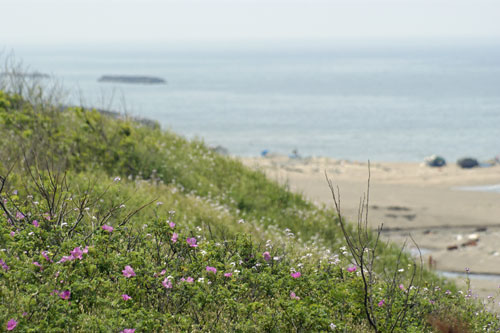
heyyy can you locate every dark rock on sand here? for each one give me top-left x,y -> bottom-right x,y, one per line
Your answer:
424,155 -> 446,167
457,158 -> 479,169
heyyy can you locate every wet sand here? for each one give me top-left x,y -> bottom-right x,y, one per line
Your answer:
241,156 -> 500,299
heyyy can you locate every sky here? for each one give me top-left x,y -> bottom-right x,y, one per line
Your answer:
1,0 -> 500,46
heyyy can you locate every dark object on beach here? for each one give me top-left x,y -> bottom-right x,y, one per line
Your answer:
289,148 -> 301,159
98,75 -> 166,85
424,155 -> 446,167
475,227 -> 487,232
457,158 -> 479,169
461,240 -> 478,247
446,245 -> 458,251
403,214 -> 416,221
386,206 -> 411,212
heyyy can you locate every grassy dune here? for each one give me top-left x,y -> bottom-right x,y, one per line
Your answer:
0,89 -> 498,332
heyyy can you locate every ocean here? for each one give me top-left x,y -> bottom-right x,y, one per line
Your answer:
7,40 -> 500,162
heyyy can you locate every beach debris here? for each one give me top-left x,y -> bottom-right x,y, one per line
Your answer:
475,227 -> 487,232
457,157 -> 479,169
456,234 -> 463,241
261,149 -> 269,157
423,229 -> 432,235
428,255 -> 437,269
289,148 -> 301,159
424,155 -> 446,167
461,240 -> 478,247
467,233 -> 479,241
403,214 -> 416,221
479,161 -> 495,167
447,245 -> 459,251
386,206 -> 411,211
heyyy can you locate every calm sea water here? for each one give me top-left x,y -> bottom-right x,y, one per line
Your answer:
9,41 -> 500,161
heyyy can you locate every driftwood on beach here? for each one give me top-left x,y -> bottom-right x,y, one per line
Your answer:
98,75 -> 166,85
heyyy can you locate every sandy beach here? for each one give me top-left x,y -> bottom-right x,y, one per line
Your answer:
241,155 -> 500,299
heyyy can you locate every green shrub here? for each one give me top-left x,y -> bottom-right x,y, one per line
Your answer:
1,90 -> 498,331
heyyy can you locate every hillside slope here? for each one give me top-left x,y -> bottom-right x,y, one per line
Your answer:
0,90 -> 498,332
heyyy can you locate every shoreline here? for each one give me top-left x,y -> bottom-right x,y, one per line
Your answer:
241,155 -> 500,298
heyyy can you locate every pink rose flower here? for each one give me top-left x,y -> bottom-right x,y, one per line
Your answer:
122,265 -> 136,278
0,259 -> 9,271
7,319 -> 17,331
59,290 -> 71,300
206,266 -> 217,274
171,232 -> 178,243
186,237 -> 198,247
102,224 -> 114,232
347,266 -> 357,273
162,278 -> 173,289
70,247 -> 83,260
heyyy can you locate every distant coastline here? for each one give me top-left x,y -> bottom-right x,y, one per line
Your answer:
0,71 -> 50,79
97,75 -> 166,85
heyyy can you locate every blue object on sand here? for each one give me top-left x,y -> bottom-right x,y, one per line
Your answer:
261,150 -> 269,157
424,155 -> 446,167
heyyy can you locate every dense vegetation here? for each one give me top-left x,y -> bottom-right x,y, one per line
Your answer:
0,86 -> 499,332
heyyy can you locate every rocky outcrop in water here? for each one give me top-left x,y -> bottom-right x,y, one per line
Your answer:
98,75 -> 166,85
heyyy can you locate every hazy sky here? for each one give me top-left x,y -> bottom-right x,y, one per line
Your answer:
2,0 -> 500,46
